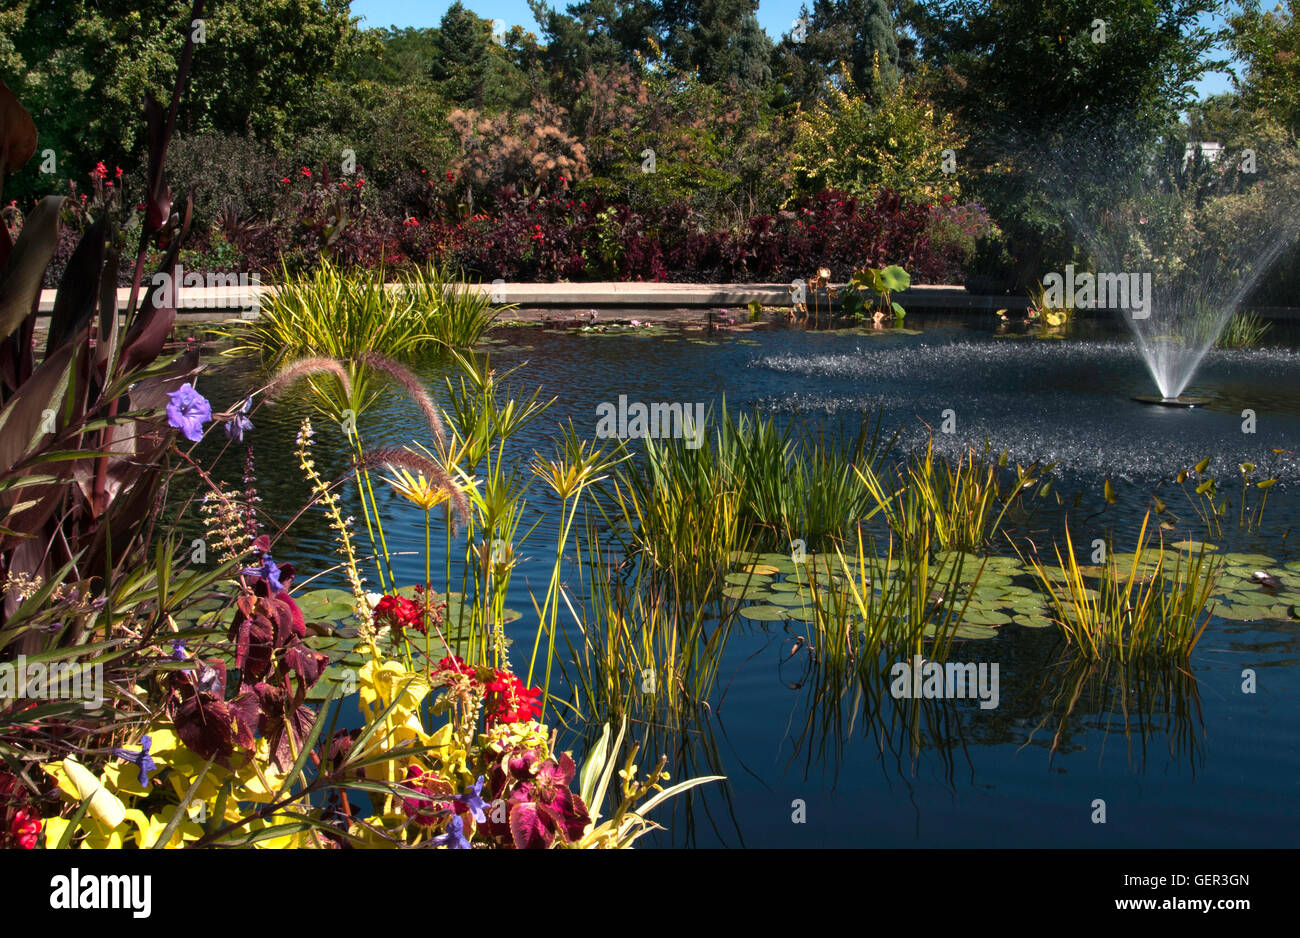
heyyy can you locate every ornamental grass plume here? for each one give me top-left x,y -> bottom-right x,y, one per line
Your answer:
357,352 -> 448,449
265,356 -> 355,401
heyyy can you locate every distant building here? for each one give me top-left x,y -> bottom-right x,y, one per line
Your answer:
1184,141 -> 1224,166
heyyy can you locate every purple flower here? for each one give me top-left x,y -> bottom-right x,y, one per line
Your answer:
224,397 -> 254,442
242,553 -> 283,593
170,640 -> 187,660
454,776 -> 488,824
112,735 -> 157,788
166,383 -> 212,442
431,813 -> 471,849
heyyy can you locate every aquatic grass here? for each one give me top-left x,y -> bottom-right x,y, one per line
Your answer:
1215,310 -> 1271,349
607,433 -> 749,604
560,522 -> 732,726
398,263 -> 503,350
1171,456 -> 1278,536
1020,511 -> 1220,661
221,259 -> 505,365
528,424 -> 627,713
855,440 -> 1046,557
714,407 -> 890,544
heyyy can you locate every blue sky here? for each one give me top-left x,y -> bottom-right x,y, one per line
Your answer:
350,0 -> 1236,99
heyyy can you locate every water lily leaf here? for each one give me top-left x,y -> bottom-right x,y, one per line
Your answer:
1013,615 -> 1055,629
953,624 -> 999,640
724,571 -> 772,586
722,585 -> 771,601
962,609 -> 1011,626
737,604 -> 789,621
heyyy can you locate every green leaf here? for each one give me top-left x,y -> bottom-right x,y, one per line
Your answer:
151,757 -> 213,848
879,265 -> 911,292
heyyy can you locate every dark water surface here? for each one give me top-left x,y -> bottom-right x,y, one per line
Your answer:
193,315 -> 1300,847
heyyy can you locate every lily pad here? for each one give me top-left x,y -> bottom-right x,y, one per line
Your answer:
724,571 -> 773,586
1013,615 -> 1055,629
722,585 -> 772,601
737,604 -> 789,622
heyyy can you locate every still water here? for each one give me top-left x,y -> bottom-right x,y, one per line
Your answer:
193,315 -> 1300,847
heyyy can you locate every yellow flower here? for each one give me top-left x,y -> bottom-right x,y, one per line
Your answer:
384,467 -> 451,511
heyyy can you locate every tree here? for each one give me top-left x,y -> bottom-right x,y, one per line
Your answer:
791,63 -> 961,203
1229,0 -> 1300,135
902,0 -> 1226,287
530,0 -> 771,87
910,0 -> 1223,144
1,0 -> 363,201
770,0 -> 902,108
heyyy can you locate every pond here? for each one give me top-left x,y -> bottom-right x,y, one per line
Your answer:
192,313 -> 1300,848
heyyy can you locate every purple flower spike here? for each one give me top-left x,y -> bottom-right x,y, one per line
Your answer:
113,735 -> 158,788
166,383 -> 212,442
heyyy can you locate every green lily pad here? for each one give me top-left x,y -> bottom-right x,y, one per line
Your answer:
1223,553 -> 1275,566
962,609 -> 1011,626
1013,615 -> 1055,629
724,571 -> 773,586
769,580 -> 805,593
737,604 -> 789,621
953,623 -> 999,640
722,585 -> 772,601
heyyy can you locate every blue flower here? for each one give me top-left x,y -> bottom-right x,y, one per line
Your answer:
454,775 -> 488,824
242,552 -> 283,593
170,639 -> 186,660
431,813 -> 471,849
166,383 -> 212,443
112,735 -> 158,788
224,397 -> 254,442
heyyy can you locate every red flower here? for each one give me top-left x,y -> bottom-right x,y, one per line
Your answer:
115,166 -> 123,179
374,594 -> 424,633
436,655 -> 476,677
404,217 -> 420,227
484,670 -> 542,725
300,167 -> 313,178
445,170 -> 455,182
281,176 -> 290,185
11,808 -> 40,849
356,178 -> 365,187
91,161 -> 107,180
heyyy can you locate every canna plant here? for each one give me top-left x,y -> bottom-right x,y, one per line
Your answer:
0,1 -> 211,658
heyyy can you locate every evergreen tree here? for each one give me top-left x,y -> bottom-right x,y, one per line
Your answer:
429,3 -> 492,104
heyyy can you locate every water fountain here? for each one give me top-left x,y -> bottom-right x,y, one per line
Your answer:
1042,131 -> 1300,406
